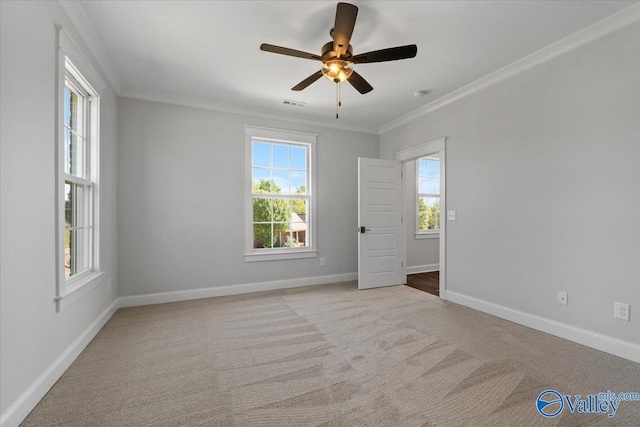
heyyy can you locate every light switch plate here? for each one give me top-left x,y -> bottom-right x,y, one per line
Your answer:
447,211 -> 456,221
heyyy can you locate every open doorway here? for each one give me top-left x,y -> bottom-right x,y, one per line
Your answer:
394,138 -> 446,299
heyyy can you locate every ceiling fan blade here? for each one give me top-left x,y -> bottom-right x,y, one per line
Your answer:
347,70 -> 373,94
292,70 -> 323,91
351,45 -> 417,64
333,3 -> 358,57
260,44 -> 322,61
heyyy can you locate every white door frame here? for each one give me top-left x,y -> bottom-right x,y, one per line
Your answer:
394,137 -> 447,299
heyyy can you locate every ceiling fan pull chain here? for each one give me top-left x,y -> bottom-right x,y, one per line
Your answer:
339,82 -> 342,107
336,83 -> 339,119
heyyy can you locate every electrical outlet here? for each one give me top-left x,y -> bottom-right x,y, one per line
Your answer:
557,291 -> 568,305
320,257 -> 326,266
614,302 -> 630,321
447,211 -> 456,221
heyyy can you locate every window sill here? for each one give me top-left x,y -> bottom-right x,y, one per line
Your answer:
56,271 -> 105,312
415,232 -> 440,240
245,249 -> 317,262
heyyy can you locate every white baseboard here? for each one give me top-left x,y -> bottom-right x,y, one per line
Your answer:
118,272 -> 358,308
446,290 -> 640,364
407,264 -> 439,275
0,299 -> 119,427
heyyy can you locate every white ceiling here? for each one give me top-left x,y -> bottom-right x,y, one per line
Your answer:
78,0 -> 635,133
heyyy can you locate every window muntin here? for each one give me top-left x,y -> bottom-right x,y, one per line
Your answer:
417,157 -> 440,232
251,140 -> 310,249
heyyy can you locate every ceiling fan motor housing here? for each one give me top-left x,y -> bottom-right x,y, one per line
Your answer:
321,41 -> 353,62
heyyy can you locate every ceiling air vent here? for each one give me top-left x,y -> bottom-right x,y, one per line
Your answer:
283,99 -> 307,107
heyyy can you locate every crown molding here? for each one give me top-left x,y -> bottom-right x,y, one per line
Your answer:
379,2 -> 640,135
57,0 -> 123,93
121,88 -> 380,135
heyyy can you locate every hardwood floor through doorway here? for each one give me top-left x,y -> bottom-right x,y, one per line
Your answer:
406,271 -> 439,296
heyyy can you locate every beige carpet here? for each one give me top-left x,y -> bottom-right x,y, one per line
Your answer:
23,282 -> 640,426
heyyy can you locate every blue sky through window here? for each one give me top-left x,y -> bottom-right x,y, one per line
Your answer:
419,158 -> 439,177
252,140 -> 307,195
419,158 -> 440,194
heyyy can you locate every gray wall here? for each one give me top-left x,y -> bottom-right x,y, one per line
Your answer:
117,98 -> 379,296
0,1 -> 119,416
404,160 -> 439,269
381,23 -> 640,344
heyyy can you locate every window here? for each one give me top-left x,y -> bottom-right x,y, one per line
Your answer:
245,126 -> 317,261
417,156 -> 440,235
63,73 -> 93,280
56,27 -> 104,310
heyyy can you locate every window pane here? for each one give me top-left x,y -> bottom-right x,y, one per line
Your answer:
253,197 -> 272,222
252,168 -> 271,190
419,177 -> 439,195
74,227 -> 88,274
429,178 -> 440,194
286,222 -> 308,247
66,85 -> 81,132
426,160 -> 439,177
290,199 -> 308,247
253,177 -> 273,194
64,86 -> 72,129
75,185 -> 86,228
272,169 -> 289,195
418,159 -> 427,176
65,129 -> 85,177
429,196 -> 441,230
273,225 -> 291,248
290,146 -> 306,170
253,223 -> 273,248
418,196 -> 440,230
65,182 -> 76,228
418,177 -> 427,194
292,198 -> 306,217
290,171 -> 306,195
64,229 -> 74,278
273,198 -> 291,223
252,142 -> 270,167
273,144 -> 289,168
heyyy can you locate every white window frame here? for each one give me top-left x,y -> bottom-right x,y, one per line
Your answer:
244,125 -> 317,262
415,156 -> 440,239
55,26 -> 105,311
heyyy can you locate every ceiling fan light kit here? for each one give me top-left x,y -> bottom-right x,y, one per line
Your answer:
322,60 -> 353,83
260,2 -> 417,118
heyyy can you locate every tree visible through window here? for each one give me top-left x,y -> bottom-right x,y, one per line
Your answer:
417,157 -> 440,232
251,141 -> 309,248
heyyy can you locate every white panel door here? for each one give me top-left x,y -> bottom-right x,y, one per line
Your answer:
358,158 -> 402,289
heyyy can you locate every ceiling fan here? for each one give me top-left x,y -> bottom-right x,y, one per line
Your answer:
260,2 -> 417,116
